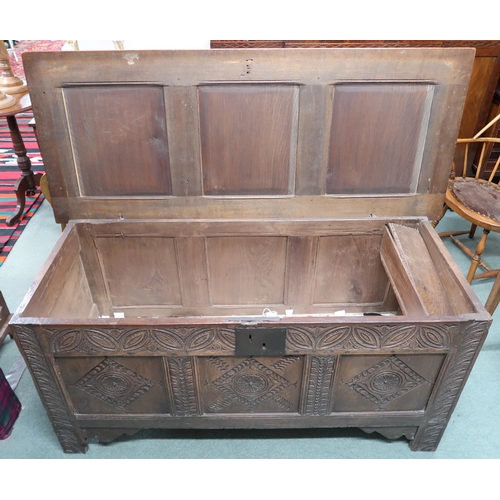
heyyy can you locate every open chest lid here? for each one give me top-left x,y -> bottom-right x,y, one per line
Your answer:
23,48 -> 474,223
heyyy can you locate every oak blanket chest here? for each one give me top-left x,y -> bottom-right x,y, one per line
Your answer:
10,48 -> 491,453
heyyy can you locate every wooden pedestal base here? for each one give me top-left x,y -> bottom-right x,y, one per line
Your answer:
6,172 -> 43,226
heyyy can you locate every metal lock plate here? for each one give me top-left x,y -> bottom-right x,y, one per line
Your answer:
235,328 -> 286,357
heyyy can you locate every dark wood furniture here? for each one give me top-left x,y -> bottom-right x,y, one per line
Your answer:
211,41 -> 500,172
473,83 -> 500,178
0,93 -> 42,226
10,48 -> 491,454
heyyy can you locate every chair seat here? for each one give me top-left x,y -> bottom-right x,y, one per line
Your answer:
446,177 -> 500,231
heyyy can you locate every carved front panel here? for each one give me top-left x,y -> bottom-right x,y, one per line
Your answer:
199,356 -> 303,413
332,354 -> 446,412
56,356 -> 171,415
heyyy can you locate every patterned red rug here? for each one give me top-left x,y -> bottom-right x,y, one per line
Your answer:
8,40 -> 67,80
0,41 -> 65,266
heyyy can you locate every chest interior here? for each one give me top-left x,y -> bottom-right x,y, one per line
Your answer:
20,216 -> 477,321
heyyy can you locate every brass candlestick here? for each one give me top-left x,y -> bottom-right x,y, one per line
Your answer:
0,41 -> 27,94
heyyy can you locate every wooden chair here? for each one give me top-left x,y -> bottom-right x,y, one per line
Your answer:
439,113 -> 500,313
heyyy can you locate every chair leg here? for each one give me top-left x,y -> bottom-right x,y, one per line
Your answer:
466,229 -> 490,283
468,224 -> 477,239
485,272 -> 500,315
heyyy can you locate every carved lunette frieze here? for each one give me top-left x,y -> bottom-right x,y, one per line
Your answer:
47,323 -> 454,355
12,324 -> 87,453
410,320 -> 490,451
167,357 -> 198,417
48,327 -> 235,354
286,324 -> 454,352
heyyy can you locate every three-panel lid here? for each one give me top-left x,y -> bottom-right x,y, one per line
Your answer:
23,48 -> 474,223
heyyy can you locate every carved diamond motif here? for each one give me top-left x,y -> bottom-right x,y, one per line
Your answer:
74,358 -> 155,412
209,358 -> 293,411
346,356 -> 426,408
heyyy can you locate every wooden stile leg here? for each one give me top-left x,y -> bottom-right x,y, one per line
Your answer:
12,324 -> 88,453
410,320 -> 489,451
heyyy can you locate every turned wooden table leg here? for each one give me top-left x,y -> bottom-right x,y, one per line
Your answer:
466,229 -> 490,283
5,114 -> 41,227
485,272 -> 500,315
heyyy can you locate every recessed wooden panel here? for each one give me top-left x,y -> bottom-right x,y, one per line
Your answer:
327,83 -> 433,194
313,235 -> 387,304
199,356 -> 303,413
97,237 -> 182,307
332,354 -> 445,412
57,356 -> 170,415
64,85 -> 171,196
206,236 -> 287,305
199,84 -> 297,195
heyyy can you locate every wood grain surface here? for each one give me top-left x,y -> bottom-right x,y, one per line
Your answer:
22,48 -> 474,222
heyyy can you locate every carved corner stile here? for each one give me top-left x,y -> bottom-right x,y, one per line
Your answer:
409,320 -> 490,451
12,324 -> 88,453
